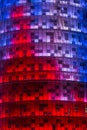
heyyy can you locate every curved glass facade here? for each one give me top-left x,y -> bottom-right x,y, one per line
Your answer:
0,0 -> 87,129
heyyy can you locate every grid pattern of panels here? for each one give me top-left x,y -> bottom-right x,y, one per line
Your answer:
0,81 -> 87,129
0,0 -> 87,82
1,117 -> 87,130
0,0 -> 87,130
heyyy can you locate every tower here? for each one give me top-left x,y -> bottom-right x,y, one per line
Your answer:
0,0 -> 87,130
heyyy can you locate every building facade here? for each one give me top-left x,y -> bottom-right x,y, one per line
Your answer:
0,0 -> 87,129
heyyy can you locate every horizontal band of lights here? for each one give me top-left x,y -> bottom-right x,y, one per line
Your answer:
0,0 -> 87,130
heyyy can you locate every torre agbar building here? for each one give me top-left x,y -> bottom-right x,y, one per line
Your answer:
0,0 -> 87,130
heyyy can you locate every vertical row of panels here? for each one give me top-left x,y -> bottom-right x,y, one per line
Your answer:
0,0 -> 87,130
